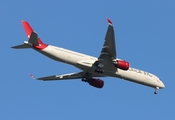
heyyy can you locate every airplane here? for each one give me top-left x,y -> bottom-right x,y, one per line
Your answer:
12,18 -> 165,94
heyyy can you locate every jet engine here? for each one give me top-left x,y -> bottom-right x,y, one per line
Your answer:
88,78 -> 104,88
113,60 -> 130,70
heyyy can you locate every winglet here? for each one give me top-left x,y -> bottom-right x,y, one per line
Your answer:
22,20 -> 33,38
30,74 -> 36,79
107,18 -> 112,25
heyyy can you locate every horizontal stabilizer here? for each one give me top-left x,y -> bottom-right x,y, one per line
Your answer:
11,44 -> 31,49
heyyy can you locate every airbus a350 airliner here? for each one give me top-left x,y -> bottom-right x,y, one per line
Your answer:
12,18 -> 165,94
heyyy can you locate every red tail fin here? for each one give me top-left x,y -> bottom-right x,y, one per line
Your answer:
38,38 -> 43,44
21,20 -> 48,50
22,20 -> 44,44
22,20 -> 33,38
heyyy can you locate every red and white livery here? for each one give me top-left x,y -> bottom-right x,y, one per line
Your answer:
12,18 -> 165,94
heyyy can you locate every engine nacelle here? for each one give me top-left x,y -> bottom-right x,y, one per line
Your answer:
89,78 -> 104,88
114,60 -> 130,70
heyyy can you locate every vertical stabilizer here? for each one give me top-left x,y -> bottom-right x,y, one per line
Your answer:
28,31 -> 39,45
22,20 -> 33,38
11,20 -> 48,50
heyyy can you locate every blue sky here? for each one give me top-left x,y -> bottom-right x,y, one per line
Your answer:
1,0 -> 175,119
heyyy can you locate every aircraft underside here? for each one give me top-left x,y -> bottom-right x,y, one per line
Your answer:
12,18 -> 165,94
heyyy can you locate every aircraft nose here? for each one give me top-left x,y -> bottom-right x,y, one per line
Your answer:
160,81 -> 165,89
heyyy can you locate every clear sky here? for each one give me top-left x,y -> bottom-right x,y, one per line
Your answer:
1,0 -> 175,119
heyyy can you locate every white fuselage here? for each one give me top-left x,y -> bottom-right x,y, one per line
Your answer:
35,45 -> 165,89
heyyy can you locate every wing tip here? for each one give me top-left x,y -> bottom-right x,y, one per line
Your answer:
107,18 -> 112,25
30,74 -> 36,79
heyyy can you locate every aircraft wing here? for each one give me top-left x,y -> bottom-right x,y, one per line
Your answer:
31,71 -> 105,81
95,18 -> 117,71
